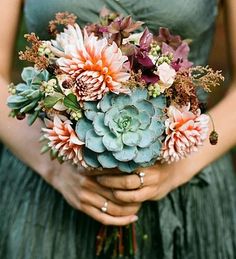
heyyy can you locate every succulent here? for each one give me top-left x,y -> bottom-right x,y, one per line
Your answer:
76,88 -> 166,173
7,67 -> 50,125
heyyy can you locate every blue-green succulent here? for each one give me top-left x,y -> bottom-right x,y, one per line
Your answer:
7,67 -> 50,125
76,88 -> 166,173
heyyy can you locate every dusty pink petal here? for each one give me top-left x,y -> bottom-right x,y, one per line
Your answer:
160,104 -> 209,163
42,115 -> 84,165
51,23 -> 130,101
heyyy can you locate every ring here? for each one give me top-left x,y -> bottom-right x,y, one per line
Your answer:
135,171 -> 145,189
101,200 -> 108,213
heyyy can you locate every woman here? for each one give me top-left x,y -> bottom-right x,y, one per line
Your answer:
0,0 -> 236,258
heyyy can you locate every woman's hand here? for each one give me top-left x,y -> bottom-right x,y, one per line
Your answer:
96,158 -> 196,203
47,161 -> 140,226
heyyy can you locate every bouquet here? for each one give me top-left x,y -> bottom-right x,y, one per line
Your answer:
7,10 -> 223,257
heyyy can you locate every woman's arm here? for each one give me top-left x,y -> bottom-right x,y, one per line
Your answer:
97,0 -> 236,203
0,0 -> 140,225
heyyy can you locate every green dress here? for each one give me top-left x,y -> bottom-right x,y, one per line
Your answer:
1,0 -> 236,258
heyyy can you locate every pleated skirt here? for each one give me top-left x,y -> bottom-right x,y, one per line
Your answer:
0,144 -> 236,259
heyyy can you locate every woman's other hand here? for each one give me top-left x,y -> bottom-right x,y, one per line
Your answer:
46,161 -> 140,226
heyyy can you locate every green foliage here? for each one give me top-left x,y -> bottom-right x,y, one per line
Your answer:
63,93 -> 81,111
7,67 -> 50,125
76,88 -> 166,172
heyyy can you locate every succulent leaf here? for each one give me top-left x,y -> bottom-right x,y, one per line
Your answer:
117,161 -> 139,173
122,131 -> 141,146
97,152 -> 118,168
85,129 -> 106,153
75,118 -> 93,141
83,148 -> 101,168
102,132 -> 123,152
98,93 -> 112,112
138,128 -> 156,148
113,145 -> 138,162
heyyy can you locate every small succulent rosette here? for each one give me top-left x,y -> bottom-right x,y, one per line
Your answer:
76,88 -> 166,172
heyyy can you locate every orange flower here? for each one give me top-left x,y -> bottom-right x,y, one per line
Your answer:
50,24 -> 130,101
42,116 -> 85,165
161,104 -> 209,163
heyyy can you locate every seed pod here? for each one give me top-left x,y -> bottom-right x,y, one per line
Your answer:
209,130 -> 218,145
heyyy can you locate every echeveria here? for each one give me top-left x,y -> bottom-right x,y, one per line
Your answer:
7,67 -> 49,125
76,88 -> 166,172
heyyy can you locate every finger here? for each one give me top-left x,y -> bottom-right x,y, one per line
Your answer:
78,175 -> 123,204
79,189 -> 141,216
113,186 -> 155,203
96,171 -> 157,190
80,203 -> 139,226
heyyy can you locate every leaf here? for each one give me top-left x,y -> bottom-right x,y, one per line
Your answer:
133,147 -> 154,163
64,93 -> 80,111
84,101 -> 99,121
27,110 -> 40,125
117,161 -> 139,173
149,119 -> 165,137
93,113 -> 109,136
75,118 -> 93,142
149,95 -> 166,109
85,129 -> 106,153
21,67 -> 39,84
44,95 -> 63,108
98,93 -> 112,112
111,94 -> 132,108
15,83 -> 28,92
83,148 -> 101,168
138,129 -> 156,148
102,132 -> 123,152
113,145 -> 138,162
20,99 -> 39,113
122,131 -> 141,146
138,111 -> 151,130
97,152 -> 118,168
131,88 -> 148,103
25,90 -> 41,100
135,100 -> 155,116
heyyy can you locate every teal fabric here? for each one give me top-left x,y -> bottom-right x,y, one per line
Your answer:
1,0 -> 236,258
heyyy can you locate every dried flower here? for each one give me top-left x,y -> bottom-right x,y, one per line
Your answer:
161,104 -> 209,163
48,12 -> 77,36
166,69 -> 199,112
191,66 -> 224,92
19,33 -> 49,70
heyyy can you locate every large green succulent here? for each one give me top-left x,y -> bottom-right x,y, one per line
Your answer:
7,67 -> 49,125
76,88 -> 166,173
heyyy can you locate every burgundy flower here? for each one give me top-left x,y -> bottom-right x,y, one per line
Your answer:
156,27 -> 182,50
162,42 -> 193,71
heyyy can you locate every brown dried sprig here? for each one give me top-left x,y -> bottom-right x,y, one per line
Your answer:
190,66 -> 224,92
122,70 -> 146,89
48,12 -> 77,36
19,33 -> 49,70
166,69 -> 199,112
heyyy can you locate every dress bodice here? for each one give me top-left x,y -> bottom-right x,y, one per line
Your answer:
24,0 -> 218,66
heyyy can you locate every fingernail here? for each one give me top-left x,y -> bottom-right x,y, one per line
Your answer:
130,215 -> 139,222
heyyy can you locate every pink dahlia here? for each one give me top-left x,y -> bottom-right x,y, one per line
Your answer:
161,104 -> 209,163
42,116 -> 84,165
50,24 -> 130,101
